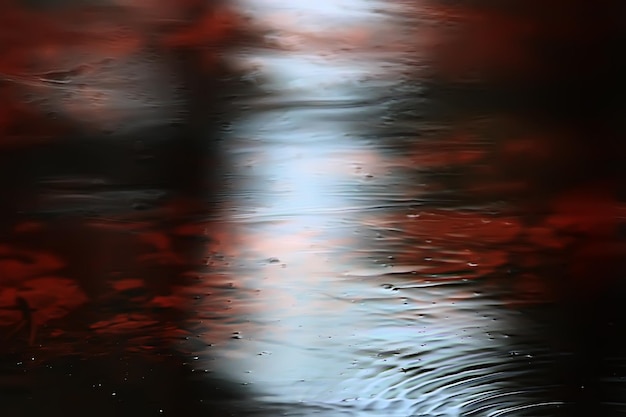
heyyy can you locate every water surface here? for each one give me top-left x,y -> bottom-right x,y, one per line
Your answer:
1,1 -> 625,416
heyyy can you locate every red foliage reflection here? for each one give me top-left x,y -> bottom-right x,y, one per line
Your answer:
0,0 -> 248,142
0,245 -> 87,344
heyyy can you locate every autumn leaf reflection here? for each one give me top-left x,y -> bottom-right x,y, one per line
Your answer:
0,0 -> 252,142
0,246 -> 87,344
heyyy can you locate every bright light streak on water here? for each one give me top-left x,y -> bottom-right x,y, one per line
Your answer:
213,0 -> 410,407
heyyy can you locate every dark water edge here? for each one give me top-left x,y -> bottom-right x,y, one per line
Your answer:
1,1 -> 625,416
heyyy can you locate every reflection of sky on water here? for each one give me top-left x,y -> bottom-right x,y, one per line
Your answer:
224,0 -> 396,225
213,0 -> 404,402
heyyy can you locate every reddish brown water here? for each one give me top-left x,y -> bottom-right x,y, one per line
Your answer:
1,1 -> 625,416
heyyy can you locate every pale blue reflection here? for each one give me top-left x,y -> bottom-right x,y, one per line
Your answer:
218,1 -> 399,403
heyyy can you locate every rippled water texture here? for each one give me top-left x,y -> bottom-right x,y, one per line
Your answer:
1,1 -> 625,416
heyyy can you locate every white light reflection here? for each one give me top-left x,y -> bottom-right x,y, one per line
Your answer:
215,0 -> 398,402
